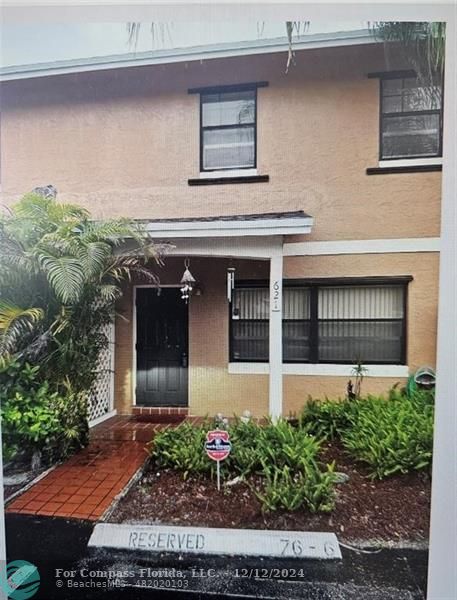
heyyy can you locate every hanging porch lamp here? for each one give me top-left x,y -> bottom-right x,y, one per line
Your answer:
180,258 -> 197,303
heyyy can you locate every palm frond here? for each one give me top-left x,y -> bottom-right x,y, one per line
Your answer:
126,22 -> 172,50
79,219 -> 141,246
0,249 -> 36,276
47,201 -> 89,223
280,21 -> 311,72
99,284 -> 122,304
0,301 -> 44,355
77,241 -> 112,278
370,21 -> 445,83
35,252 -> 85,304
127,22 -> 141,48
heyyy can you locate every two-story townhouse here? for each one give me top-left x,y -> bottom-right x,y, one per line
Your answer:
0,30 -> 442,424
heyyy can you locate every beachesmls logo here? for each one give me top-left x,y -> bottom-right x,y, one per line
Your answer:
0,561 -> 40,599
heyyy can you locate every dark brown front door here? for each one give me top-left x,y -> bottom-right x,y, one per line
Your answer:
136,288 -> 188,406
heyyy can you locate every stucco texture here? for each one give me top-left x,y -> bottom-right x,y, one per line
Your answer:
114,253 -> 438,417
0,41 -> 442,417
0,43 -> 441,243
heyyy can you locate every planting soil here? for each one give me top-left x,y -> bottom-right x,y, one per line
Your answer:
109,442 -> 431,543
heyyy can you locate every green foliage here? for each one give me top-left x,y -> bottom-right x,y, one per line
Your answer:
299,397 -> 353,440
255,462 -> 336,513
151,420 -> 215,479
0,360 -> 88,464
371,22 -> 445,78
151,418 -> 336,514
340,391 -> 434,479
299,389 -> 434,480
0,191 -> 163,393
226,418 -> 263,475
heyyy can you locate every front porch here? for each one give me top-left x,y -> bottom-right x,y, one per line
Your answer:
96,211 -> 314,425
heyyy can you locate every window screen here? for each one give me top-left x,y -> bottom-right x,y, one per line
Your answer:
318,286 -> 405,363
230,283 -> 407,364
380,76 -> 442,160
231,287 -> 268,361
201,90 -> 256,171
230,287 -> 311,363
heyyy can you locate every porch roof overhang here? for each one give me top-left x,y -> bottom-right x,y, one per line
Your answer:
141,211 -> 313,239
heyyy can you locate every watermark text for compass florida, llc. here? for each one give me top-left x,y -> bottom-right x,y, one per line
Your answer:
53,567 -> 223,590
53,565 -> 312,590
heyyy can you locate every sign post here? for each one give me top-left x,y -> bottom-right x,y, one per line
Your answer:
204,430 -> 231,491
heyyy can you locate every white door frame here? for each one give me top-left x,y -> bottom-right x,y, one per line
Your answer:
132,284 -> 186,407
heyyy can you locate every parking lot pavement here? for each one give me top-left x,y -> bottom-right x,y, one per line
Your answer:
6,514 -> 427,600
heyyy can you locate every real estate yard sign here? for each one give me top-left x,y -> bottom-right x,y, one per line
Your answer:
205,430 -> 231,491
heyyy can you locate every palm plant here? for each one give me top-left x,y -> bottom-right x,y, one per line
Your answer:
371,22 -> 445,79
0,191 -> 165,390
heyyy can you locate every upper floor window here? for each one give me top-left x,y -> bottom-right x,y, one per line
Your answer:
380,75 -> 443,160
200,89 -> 256,171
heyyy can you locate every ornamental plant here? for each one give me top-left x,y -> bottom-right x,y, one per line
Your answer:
150,417 -> 337,514
340,390 -> 434,479
0,360 -> 88,467
0,190 -> 165,461
0,190 -> 163,390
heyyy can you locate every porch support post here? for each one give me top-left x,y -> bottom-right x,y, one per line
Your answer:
269,253 -> 283,419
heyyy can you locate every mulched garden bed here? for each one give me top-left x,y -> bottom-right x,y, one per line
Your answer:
109,442 -> 431,544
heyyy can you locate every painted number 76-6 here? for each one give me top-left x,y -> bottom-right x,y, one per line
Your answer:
280,538 -> 304,556
280,538 -> 336,557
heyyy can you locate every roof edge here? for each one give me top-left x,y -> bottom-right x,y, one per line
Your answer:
1,29 -> 376,82
142,211 -> 314,239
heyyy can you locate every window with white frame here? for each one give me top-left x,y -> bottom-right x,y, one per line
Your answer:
230,280 -> 408,364
380,74 -> 443,160
200,88 -> 256,171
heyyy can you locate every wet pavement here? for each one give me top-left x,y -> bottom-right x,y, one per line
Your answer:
5,417 -> 160,521
6,514 -> 428,599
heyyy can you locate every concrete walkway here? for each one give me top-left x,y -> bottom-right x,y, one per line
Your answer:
6,416 -> 164,521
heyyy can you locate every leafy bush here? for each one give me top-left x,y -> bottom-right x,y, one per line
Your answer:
297,388 -> 434,480
339,391 -> 434,479
255,462 -> 336,513
151,417 -> 336,513
0,360 -> 88,465
299,397 -> 353,440
151,420 -> 215,479
228,417 -> 321,475
0,191 -> 162,394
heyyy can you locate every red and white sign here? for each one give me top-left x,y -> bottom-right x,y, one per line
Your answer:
205,430 -> 232,462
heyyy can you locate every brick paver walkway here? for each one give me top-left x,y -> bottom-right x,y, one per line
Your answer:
6,416 -> 165,521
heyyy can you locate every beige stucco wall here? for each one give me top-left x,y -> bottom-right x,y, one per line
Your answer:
114,252 -> 439,418
0,43 -> 441,243
0,42 -> 441,417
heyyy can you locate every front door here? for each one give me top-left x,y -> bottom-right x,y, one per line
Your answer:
136,288 -> 188,406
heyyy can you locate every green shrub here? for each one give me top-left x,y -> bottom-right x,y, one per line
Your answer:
255,462 -> 336,513
299,397 -> 353,440
340,392 -> 434,479
229,417 -> 322,475
151,417 -> 336,513
0,360 -> 88,464
151,420 -> 215,479
227,418 -> 263,475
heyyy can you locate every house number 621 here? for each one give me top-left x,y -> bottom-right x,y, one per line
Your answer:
272,281 -> 281,312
